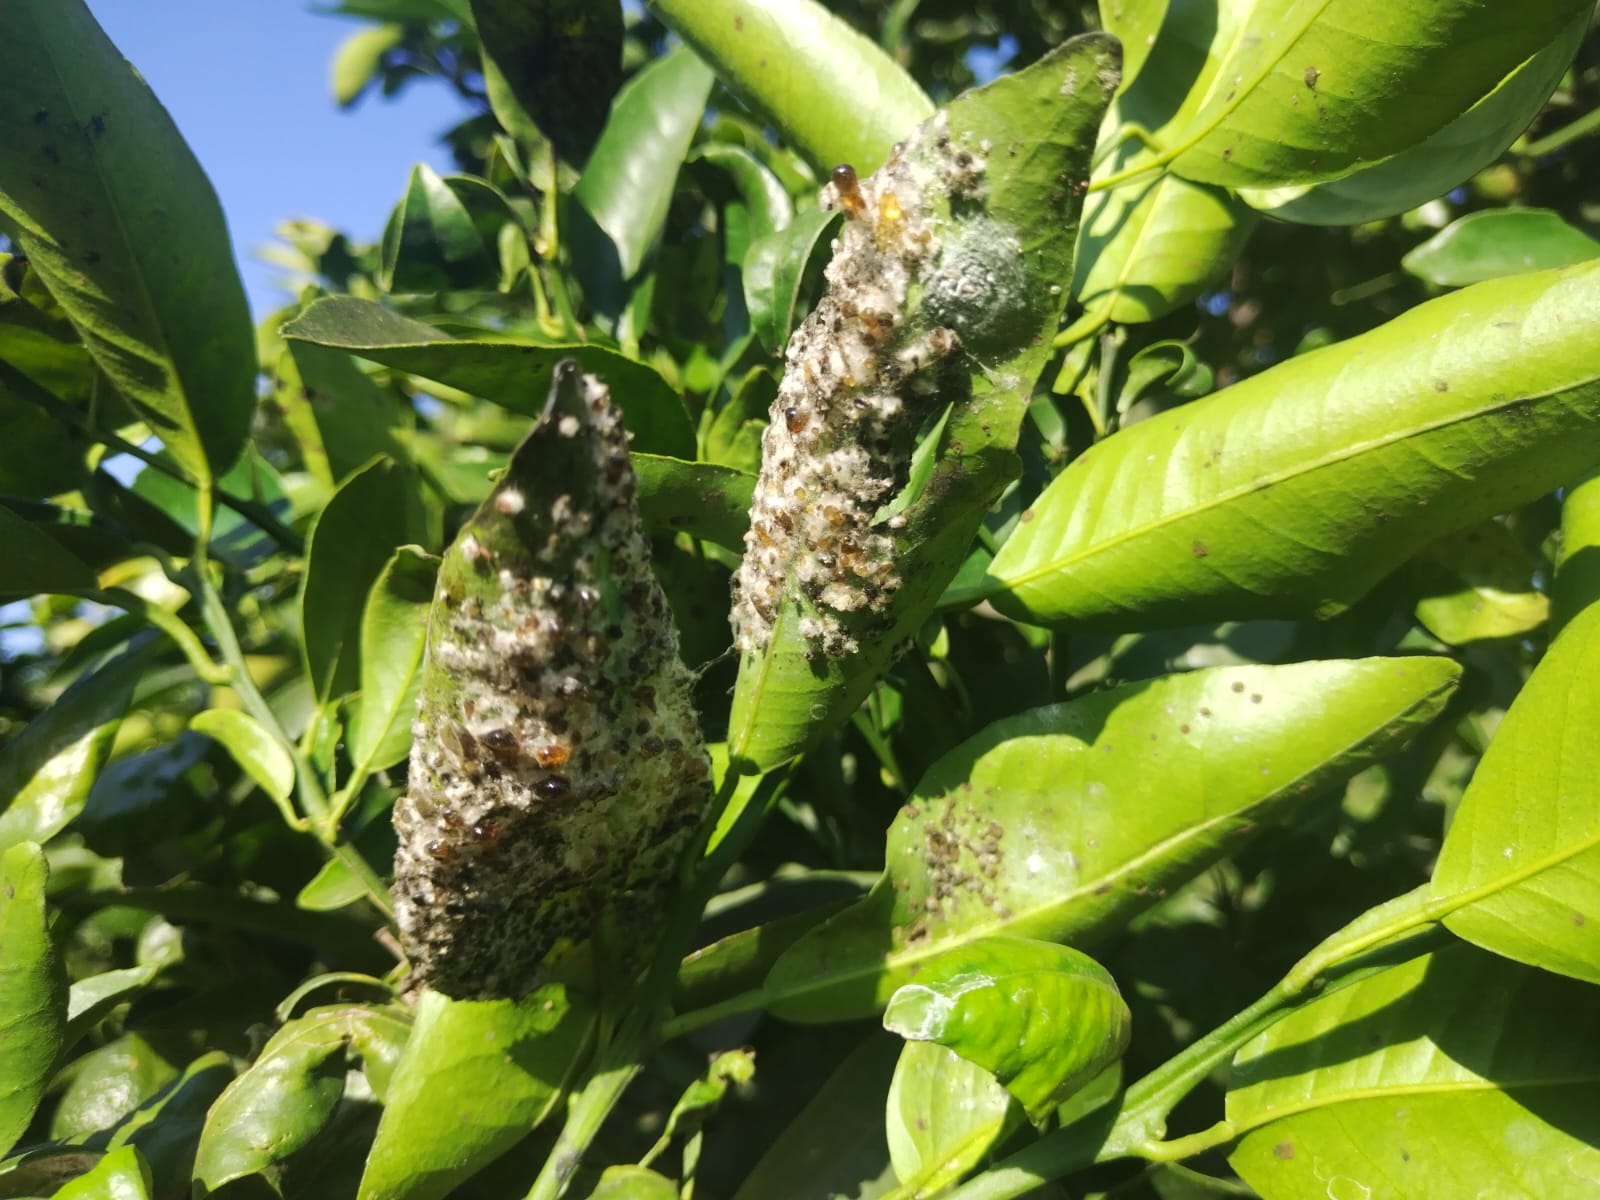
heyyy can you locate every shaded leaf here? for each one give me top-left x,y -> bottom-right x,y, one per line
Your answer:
589,1166 -> 678,1200
0,648 -> 143,853
573,44 -> 715,280
282,296 -> 696,458
1430,601 -> 1600,983
0,0 -> 256,485
1229,941 -> 1600,1198
1167,0 -> 1590,189
189,709 -> 295,807
301,456 -> 430,702
693,142 -> 795,243
634,454 -> 755,551
766,657 -> 1458,1020
731,1034 -> 901,1200
990,262 -> 1600,628
272,339 -> 409,490
886,1041 -> 1020,1194
0,842 -> 67,1158
743,206 -> 840,353
1403,208 -> 1600,287
194,1005 -> 408,1193
357,985 -> 591,1200
380,163 -> 499,292
350,546 -> 437,774
0,501 -> 95,598
1412,521 -> 1548,645
468,0 -> 620,169
103,1051 -> 235,1199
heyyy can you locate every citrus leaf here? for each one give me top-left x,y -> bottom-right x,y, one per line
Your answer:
1429,601 -> 1600,983
989,262 -> 1600,628
52,1145 -> 151,1200
1403,208 -> 1600,288
765,657 -> 1458,1020
1166,0 -> 1592,190
633,455 -> 755,552
357,986 -> 591,1200
0,501 -> 95,598
0,842 -> 66,1158
743,205 -> 839,353
885,937 -> 1128,1123
380,163 -> 499,292
650,0 -> 934,175
282,296 -> 695,458
189,709 -> 295,807
1228,941 -> 1600,1198
1411,520 -> 1548,645
331,22 -> 404,107
0,0 -> 256,485
886,1041 -> 1021,1194
350,546 -> 437,774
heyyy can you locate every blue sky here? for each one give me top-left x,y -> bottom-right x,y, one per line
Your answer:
84,1 -> 478,317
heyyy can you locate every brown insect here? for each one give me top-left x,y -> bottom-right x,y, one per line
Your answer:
831,164 -> 865,218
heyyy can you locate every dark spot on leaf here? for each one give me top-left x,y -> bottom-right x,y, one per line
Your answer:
1231,681 -> 1245,693
88,113 -> 107,138
1221,147 -> 1233,161
1191,540 -> 1209,558
1274,1140 -> 1295,1160
1020,508 -> 1035,524
1374,510 -> 1390,525
32,108 -> 49,125
1304,67 -> 1320,89
733,15 -> 743,30
1250,693 -> 1263,703
1433,379 -> 1449,392
1575,912 -> 1587,927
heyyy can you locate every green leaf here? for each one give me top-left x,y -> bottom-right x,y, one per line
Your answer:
0,648 -> 142,853
0,501 -> 95,598
0,842 -> 67,1158
272,338 -> 409,491
357,985 -> 591,1200
380,163 -> 499,292
1116,340 -> 1215,414
0,313 -> 93,497
1166,0 -> 1592,190
989,262 -> 1600,628
1411,520 -> 1549,645
726,35 -> 1120,771
1554,468 -> 1600,631
1403,208 -> 1600,287
350,546 -> 437,774
573,44 -> 715,280
0,0 -> 256,486
634,454 -> 755,551
1228,941 -> 1600,1198
1238,8 -> 1591,226
189,709 -> 295,807
589,1166 -> 678,1200
331,22 -> 404,107
765,657 -> 1458,1020
743,206 -> 840,353
282,296 -> 696,458
884,937 -> 1128,1123
468,0 -> 621,169
1429,601 -> 1600,984
50,1033 -> 175,1141
64,965 -> 158,1051
693,142 -> 795,243
301,456 -> 431,702
731,1034 -> 901,1200
886,1041 -> 1020,1194
650,0 -> 933,176
104,1051 -> 234,1199
194,1005 -> 409,1193
52,1145 -> 151,1200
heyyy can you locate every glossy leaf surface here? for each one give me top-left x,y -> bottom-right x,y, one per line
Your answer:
633,455 -> 755,552
1167,0 -> 1590,189
350,546 -> 437,774
0,0 -> 255,484
1403,208 -> 1600,287
282,297 -> 695,458
573,44 -> 715,280
1430,601 -> 1600,983
358,986 -> 591,1200
0,843 -> 66,1157
1411,521 -> 1548,645
1238,9 -> 1590,225
886,1041 -> 1020,1194
650,0 -> 933,175
189,709 -> 295,807
884,937 -> 1128,1122
0,648 -> 142,853
300,456 -> 430,702
990,262 -> 1600,628
743,206 -> 840,353
766,657 -> 1458,1020
53,1146 -> 151,1200
1229,942 -> 1600,1198
726,36 -> 1120,771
